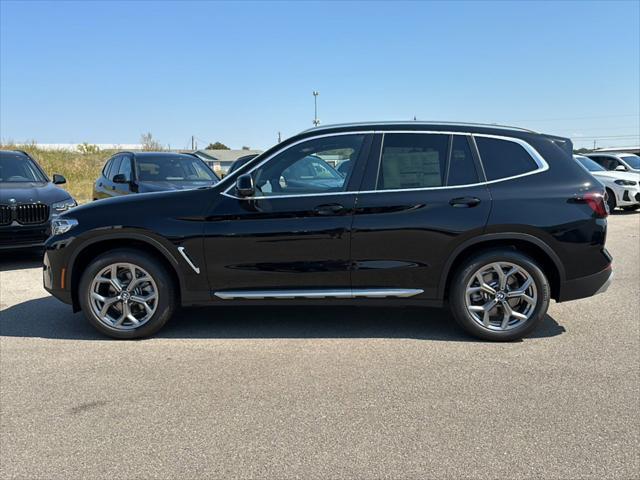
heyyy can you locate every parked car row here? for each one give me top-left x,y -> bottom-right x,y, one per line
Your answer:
41,122 -> 615,342
0,150 -> 220,249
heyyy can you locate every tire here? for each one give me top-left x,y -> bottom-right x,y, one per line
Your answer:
622,205 -> 640,211
606,189 -> 616,213
78,248 -> 176,339
449,249 -> 550,341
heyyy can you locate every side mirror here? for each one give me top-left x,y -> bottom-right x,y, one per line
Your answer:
52,174 -> 66,185
113,173 -> 129,184
615,165 -> 627,172
235,173 -> 255,197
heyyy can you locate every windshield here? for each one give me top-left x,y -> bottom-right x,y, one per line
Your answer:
576,156 -> 606,172
0,152 -> 47,183
620,154 -> 640,169
136,154 -> 218,182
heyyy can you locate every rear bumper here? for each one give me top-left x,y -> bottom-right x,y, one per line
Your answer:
557,264 -> 614,302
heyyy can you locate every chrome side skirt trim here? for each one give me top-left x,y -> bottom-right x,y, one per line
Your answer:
177,246 -> 200,274
214,288 -> 423,300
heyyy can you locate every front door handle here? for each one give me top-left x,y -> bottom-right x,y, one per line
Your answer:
449,196 -> 481,208
314,203 -> 346,216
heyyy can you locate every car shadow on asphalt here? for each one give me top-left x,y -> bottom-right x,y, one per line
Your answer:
0,296 -> 566,342
0,250 -> 43,272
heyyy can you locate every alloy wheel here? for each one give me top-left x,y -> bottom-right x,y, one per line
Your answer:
89,262 -> 158,330
464,262 -> 538,331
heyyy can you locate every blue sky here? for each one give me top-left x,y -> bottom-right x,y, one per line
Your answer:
1,0 -> 638,150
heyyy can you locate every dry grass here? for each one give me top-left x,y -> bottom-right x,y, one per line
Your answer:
1,144 -> 116,204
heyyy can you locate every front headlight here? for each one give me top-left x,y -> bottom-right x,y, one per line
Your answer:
51,198 -> 77,215
614,180 -> 637,186
51,218 -> 78,236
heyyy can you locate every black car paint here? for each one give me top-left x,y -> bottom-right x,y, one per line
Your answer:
44,123 -> 611,313
0,150 -> 73,250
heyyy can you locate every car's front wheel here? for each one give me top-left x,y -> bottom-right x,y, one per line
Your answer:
449,249 -> 550,341
606,189 -> 616,213
79,249 -> 176,339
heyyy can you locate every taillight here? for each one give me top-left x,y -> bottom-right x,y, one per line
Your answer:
582,192 -> 608,218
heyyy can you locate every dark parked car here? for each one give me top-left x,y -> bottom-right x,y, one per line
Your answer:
44,122 -> 612,341
93,152 -> 219,200
0,150 -> 76,250
227,154 -> 260,175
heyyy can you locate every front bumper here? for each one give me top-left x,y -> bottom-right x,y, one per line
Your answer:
0,222 -> 50,250
615,185 -> 640,206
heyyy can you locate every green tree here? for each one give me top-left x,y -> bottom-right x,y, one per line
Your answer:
206,142 -> 230,150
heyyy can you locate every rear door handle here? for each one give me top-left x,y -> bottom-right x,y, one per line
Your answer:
314,203 -> 346,216
449,196 -> 481,208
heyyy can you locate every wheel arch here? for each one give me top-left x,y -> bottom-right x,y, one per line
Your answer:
68,234 -> 182,312
440,233 -> 565,301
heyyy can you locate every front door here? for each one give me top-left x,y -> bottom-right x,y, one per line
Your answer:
351,132 -> 491,299
203,133 -> 372,298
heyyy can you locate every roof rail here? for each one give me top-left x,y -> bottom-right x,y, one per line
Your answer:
302,121 -> 537,134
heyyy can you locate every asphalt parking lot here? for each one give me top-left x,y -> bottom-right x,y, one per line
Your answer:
1,213 -> 638,479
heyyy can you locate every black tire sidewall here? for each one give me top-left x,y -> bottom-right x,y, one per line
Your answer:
450,249 -> 550,341
78,248 -> 175,339
606,189 -> 616,212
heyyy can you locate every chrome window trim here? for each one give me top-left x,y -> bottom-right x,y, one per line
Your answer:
471,133 -> 549,184
219,131 -> 374,192
222,130 -> 549,200
214,288 -> 424,300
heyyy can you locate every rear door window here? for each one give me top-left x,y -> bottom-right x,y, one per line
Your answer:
103,158 -> 114,178
377,133 -> 449,190
109,156 -> 123,180
475,137 -> 539,181
447,136 -> 479,186
118,156 -> 132,181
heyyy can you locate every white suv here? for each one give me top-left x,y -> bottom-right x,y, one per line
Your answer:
575,155 -> 640,212
586,152 -> 640,174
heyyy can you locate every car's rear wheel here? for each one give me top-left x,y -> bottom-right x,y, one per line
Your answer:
79,248 -> 176,339
606,188 -> 616,213
449,249 -> 550,341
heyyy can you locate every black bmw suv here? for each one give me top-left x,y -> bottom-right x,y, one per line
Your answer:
1,150 -> 76,250
43,122 -> 613,341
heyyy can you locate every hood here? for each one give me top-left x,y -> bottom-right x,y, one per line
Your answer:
137,180 -> 217,193
0,181 -> 72,205
590,170 -> 640,182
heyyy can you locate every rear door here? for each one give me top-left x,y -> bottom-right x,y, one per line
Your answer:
350,132 -> 491,299
95,157 -> 117,199
113,154 -> 134,196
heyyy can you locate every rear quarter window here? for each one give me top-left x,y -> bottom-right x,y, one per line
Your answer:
475,136 -> 540,181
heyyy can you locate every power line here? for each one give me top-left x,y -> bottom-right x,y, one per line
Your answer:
510,113 -> 639,123
570,134 -> 640,139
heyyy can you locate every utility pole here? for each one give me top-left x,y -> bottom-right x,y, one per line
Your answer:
278,131 -> 282,143
191,135 -> 195,151
312,91 -> 320,127
593,140 -> 596,151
